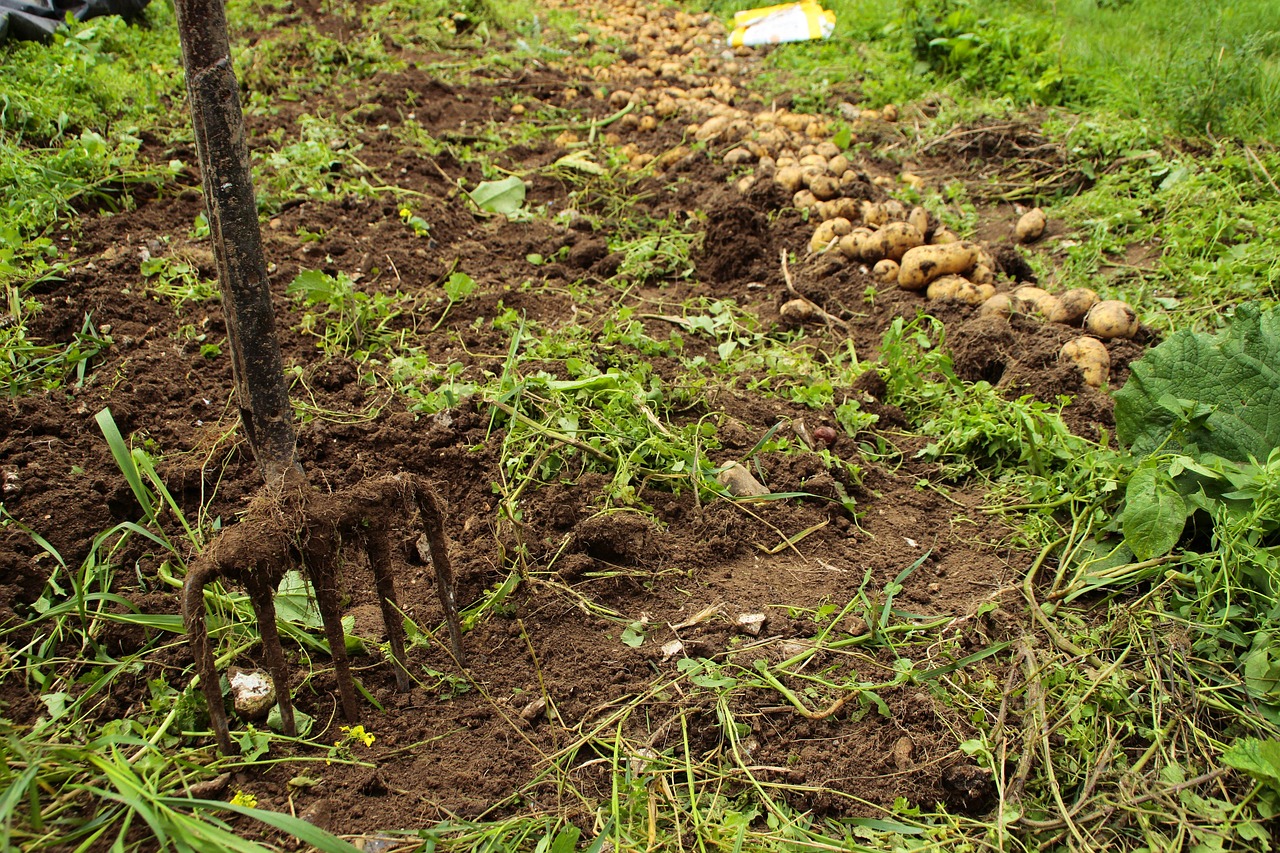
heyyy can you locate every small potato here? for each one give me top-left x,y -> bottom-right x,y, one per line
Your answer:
1084,300 -> 1139,339
981,292 -> 1013,319
799,153 -> 828,168
828,197 -> 861,221
926,275 -> 987,305
736,175 -> 756,194
925,275 -> 965,300
780,298 -> 820,323
829,217 -> 854,237
809,220 -> 840,253
881,200 -> 907,222
1052,288 -> 1099,325
908,206 -> 930,237
1036,294 -> 1066,322
808,174 -> 841,201
1011,286 -> 1052,313
775,166 -> 806,193
837,231 -> 870,260
793,190 -> 818,210
873,259 -> 899,284
814,201 -> 837,220
827,154 -> 851,176
868,221 -> 924,262
930,228 -> 960,245
900,172 -> 926,191
862,201 -> 888,227
1060,337 -> 1110,387
970,263 -> 995,285
1015,207 -> 1047,243
898,242 -> 980,290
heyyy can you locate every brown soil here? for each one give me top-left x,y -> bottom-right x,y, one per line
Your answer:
0,4 -> 1138,846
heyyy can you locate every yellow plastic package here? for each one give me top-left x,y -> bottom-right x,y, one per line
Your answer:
729,1 -> 835,47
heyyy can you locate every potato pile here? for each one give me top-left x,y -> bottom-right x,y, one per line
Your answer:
536,0 -> 1138,389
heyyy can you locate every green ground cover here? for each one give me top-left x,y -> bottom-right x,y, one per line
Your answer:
1,0 -> 1278,850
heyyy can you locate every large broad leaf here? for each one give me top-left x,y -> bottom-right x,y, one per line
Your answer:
1114,303 -> 1280,461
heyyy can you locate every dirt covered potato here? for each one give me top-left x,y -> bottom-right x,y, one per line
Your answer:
981,292 -> 1013,318
1060,337 -> 1110,387
897,242 -> 980,290
872,222 -> 924,262
927,275 -> 992,305
1084,300 -> 1139,339
1015,207 -> 1047,243
1051,288 -> 1099,325
873,259 -> 900,284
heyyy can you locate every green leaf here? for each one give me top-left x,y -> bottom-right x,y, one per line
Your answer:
1221,737 -> 1280,784
468,176 -> 526,215
1244,639 -> 1280,700
1115,303 -> 1280,461
286,269 -> 334,303
165,798 -> 362,853
620,621 -> 646,648
444,271 -> 477,302
549,824 -> 581,853
268,706 -> 314,737
1121,466 -> 1187,560
274,570 -> 323,629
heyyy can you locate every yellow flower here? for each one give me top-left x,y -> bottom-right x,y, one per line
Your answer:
399,207 -> 411,219
339,724 -> 375,747
230,790 -> 258,808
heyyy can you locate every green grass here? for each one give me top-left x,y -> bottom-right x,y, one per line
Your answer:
2,0 -> 1280,849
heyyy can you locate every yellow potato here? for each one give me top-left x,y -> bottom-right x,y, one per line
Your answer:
926,275 -> 987,305
828,197 -> 861,221
872,259 -> 900,284
1051,288 -> 1099,325
775,166 -> 805,193
898,242 -> 980,290
808,174 -> 841,201
862,201 -> 888,227
1011,286 -> 1052,313
1015,207 -> 1047,243
1060,337 -> 1110,387
868,221 -> 925,262
908,206 -> 930,237
1084,300 -> 1139,339
780,298 -> 820,323
809,220 -> 840,253
981,292 -> 1013,319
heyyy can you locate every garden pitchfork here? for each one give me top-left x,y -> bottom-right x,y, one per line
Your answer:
173,0 -> 464,753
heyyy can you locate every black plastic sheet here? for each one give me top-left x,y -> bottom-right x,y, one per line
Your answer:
0,0 -> 150,45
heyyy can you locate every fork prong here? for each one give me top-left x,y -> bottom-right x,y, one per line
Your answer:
305,538 -> 361,724
366,526 -> 411,691
245,572 -> 297,736
183,563 -> 234,753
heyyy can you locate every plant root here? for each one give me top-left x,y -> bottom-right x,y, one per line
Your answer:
182,472 -> 465,753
